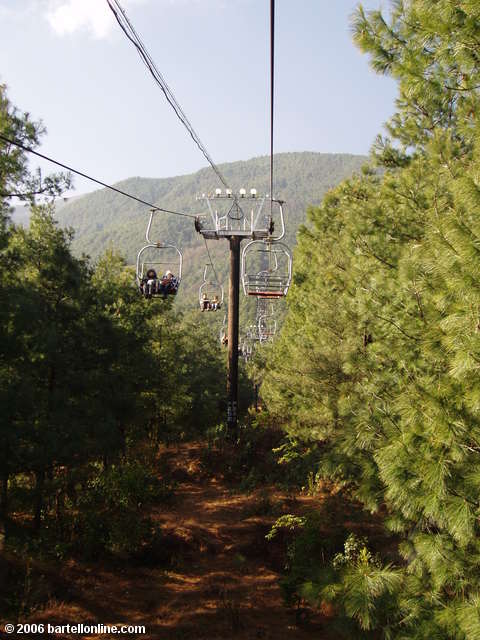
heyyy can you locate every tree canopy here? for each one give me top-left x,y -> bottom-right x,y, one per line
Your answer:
0,84 -> 229,546
261,2 -> 480,637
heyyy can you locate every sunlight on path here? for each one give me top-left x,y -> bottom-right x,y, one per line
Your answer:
32,443 -> 334,640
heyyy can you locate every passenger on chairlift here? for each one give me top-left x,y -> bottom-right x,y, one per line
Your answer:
201,293 -> 210,311
211,295 -> 220,311
142,268 -> 158,298
158,270 -> 178,297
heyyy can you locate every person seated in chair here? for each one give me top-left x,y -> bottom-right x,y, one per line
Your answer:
201,293 -> 210,311
158,270 -> 178,297
211,295 -> 220,311
142,268 -> 158,298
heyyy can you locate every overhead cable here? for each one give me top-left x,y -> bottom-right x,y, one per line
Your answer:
203,235 -> 221,287
0,134 -> 197,219
106,0 -> 230,191
269,0 -> 275,221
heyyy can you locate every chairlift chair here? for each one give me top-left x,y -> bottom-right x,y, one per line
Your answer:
199,264 -> 224,311
242,239 -> 292,298
258,315 -> 277,342
240,338 -> 254,361
219,313 -> 228,345
255,296 -> 277,342
246,324 -> 260,342
136,210 -> 183,298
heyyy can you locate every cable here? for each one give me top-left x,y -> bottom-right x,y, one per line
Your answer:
106,0 -> 231,191
269,0 -> 275,222
203,235 -> 221,287
110,0 -> 230,190
0,134 -> 197,219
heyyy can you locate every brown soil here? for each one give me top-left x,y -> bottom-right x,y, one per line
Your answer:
4,443 -> 343,640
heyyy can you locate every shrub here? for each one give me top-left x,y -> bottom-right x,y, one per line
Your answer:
72,463 -> 169,559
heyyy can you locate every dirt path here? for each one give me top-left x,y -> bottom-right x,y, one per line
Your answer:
29,443 -> 333,640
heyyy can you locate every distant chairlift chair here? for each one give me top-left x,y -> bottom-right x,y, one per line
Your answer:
198,265 -> 224,311
258,314 -> 277,342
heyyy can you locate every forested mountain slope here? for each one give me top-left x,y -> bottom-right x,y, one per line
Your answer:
53,152 -> 366,306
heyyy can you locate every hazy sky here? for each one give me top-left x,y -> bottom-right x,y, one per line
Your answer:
1,0 -> 397,195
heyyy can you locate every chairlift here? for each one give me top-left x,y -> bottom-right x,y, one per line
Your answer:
219,313 -> 228,346
258,314 -> 277,342
242,239 -> 292,298
136,209 -> 183,298
240,337 -> 254,361
199,264 -> 224,311
246,324 -> 260,342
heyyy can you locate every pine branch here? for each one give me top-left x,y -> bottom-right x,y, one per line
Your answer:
373,313 -> 420,341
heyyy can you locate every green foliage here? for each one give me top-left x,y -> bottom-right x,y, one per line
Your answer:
332,533 -> 379,570
272,437 -> 323,490
272,518 -> 403,637
6,3 -> 480,634
0,84 -> 232,580
0,83 -> 71,211
265,514 -> 306,541
268,511 -> 340,609
73,463 -> 164,558
261,3 -> 480,638
200,418 -> 285,490
352,0 -> 480,165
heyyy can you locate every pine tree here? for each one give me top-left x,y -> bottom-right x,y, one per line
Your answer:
262,2 -> 480,637
0,84 -> 70,528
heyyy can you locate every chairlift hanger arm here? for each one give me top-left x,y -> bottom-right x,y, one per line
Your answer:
194,192 -> 285,240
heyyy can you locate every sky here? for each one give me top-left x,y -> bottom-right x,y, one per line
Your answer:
0,0 -> 398,196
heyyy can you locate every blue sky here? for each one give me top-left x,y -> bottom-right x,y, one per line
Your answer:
1,0 -> 397,195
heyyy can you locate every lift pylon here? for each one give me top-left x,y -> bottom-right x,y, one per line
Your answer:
195,190 -> 291,435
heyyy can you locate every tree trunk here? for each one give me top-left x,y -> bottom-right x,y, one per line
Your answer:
0,472 -> 8,545
118,422 -> 126,458
33,469 -> 45,533
56,486 -> 66,539
1,439 -> 10,541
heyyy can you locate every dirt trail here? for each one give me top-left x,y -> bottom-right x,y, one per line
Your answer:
30,443 -> 333,640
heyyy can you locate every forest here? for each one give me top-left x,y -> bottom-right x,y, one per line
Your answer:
2,1 -> 480,639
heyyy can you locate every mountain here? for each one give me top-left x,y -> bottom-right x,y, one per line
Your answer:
10,195 -> 80,227
54,152 -> 366,311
